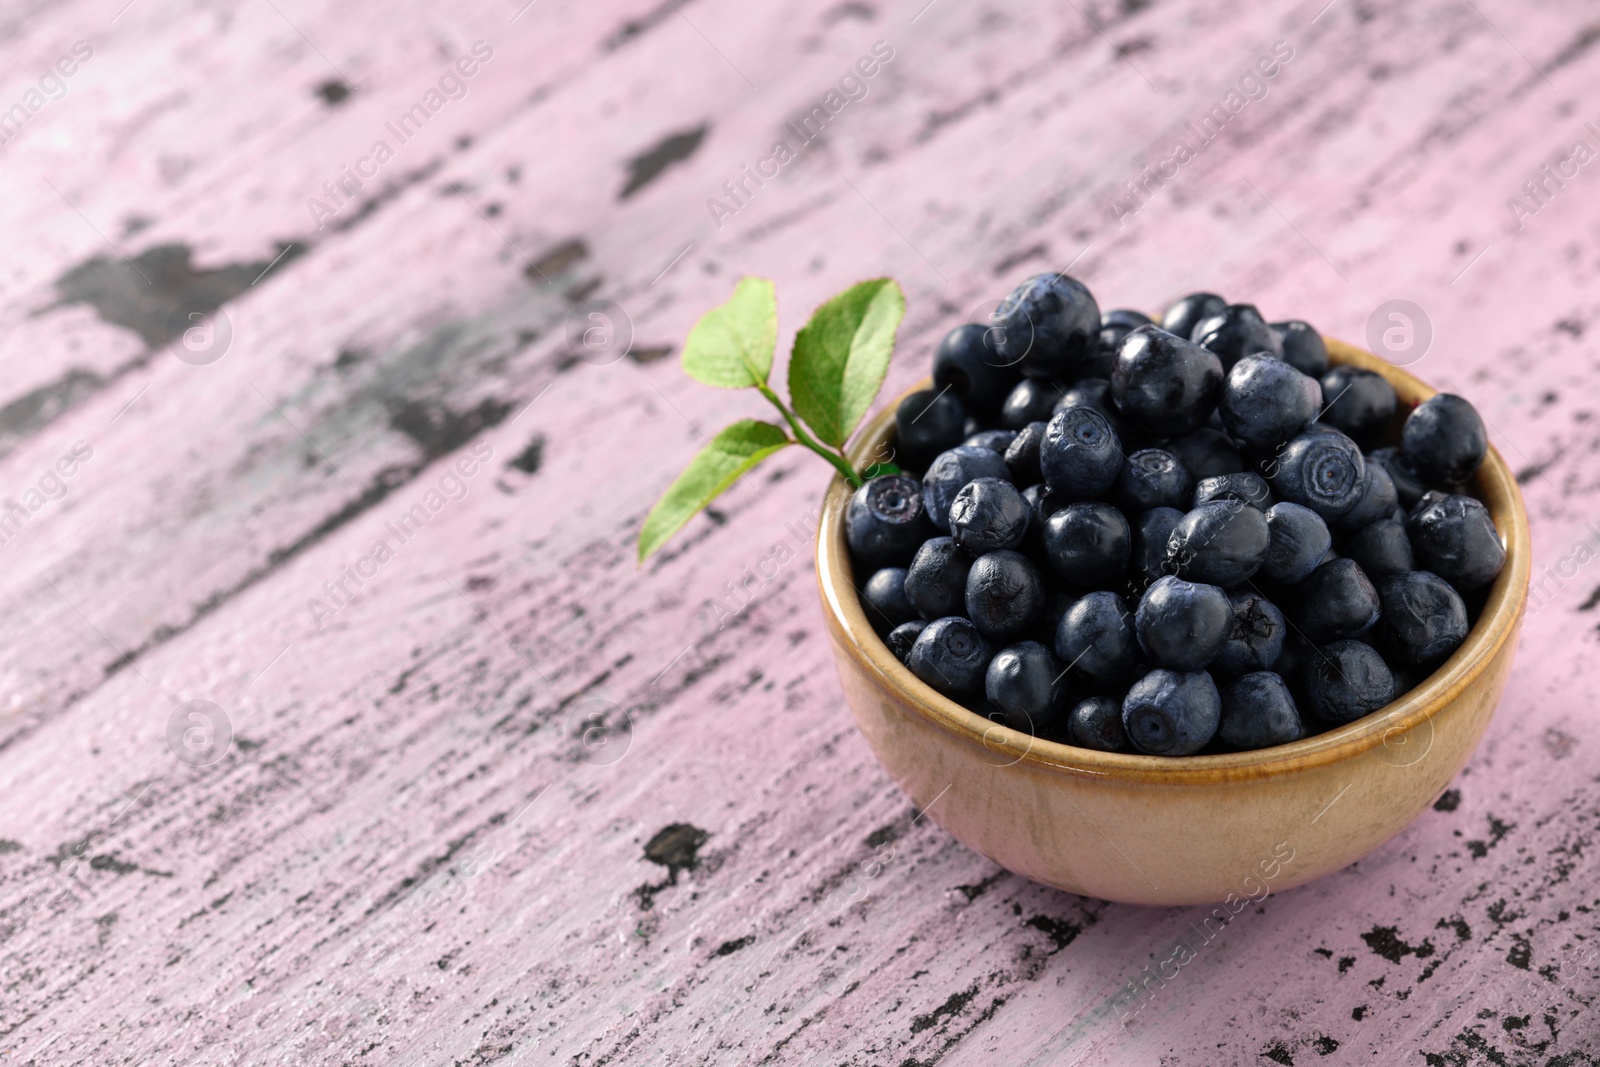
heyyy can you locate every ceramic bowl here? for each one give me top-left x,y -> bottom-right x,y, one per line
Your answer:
815,337 -> 1530,905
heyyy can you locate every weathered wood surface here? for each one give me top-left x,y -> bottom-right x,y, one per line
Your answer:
0,0 -> 1598,1063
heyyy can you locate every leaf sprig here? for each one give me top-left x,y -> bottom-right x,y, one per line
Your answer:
638,276 -> 906,561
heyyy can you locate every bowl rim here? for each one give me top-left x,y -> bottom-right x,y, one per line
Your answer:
815,336 -> 1531,785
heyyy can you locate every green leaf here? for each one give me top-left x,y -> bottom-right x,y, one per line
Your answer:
787,278 -> 905,447
638,420 -> 791,561
681,277 -> 778,389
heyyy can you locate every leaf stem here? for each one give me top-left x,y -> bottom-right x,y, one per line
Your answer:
755,383 -> 863,489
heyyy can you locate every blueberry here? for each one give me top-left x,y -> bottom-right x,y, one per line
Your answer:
1318,367 -> 1398,448
1054,590 -> 1139,681
1103,308 -> 1154,331
886,620 -> 928,662
1117,448 -> 1193,511
862,567 -> 919,634
933,323 -> 1020,413
991,273 -> 1102,379
1271,320 -> 1330,378
949,477 -> 1030,555
904,536 -> 974,620
1268,428 -> 1366,519
1042,502 -> 1131,588
1303,640 -> 1394,724
1068,695 -> 1130,752
1378,570 -> 1469,666
921,446 -> 1011,531
1193,471 -> 1273,511
1402,393 -> 1488,486
965,549 -> 1045,642
1001,378 -> 1068,429
1367,446 -> 1430,511
1022,482 -> 1068,531
1041,406 -> 1124,498
1165,427 -> 1243,482
1135,575 -> 1231,670
985,641 -> 1066,732
1166,500 -> 1270,586
1131,506 -> 1185,588
1219,353 -> 1320,450
906,617 -> 993,698
1112,326 -> 1225,435
1212,590 -> 1286,678
1122,669 -> 1221,755
1407,493 -> 1505,590
846,474 -> 936,569
1294,558 -> 1381,642
1004,421 -> 1046,485
1218,672 -> 1303,749
1191,303 -> 1284,369
965,428 -> 1018,454
1261,502 -> 1333,584
1343,518 -> 1414,580
1160,291 -> 1227,341
1054,378 -> 1126,429
1332,462 -> 1399,536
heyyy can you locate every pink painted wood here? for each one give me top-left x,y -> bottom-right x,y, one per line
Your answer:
0,0 -> 1595,1063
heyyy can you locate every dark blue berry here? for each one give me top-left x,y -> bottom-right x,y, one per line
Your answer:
1344,518 -> 1414,579
922,446 -> 1011,531
1303,640 -> 1394,724
1294,558 -> 1381,642
965,549 -> 1045,642
985,640 -> 1065,732
1166,427 -> 1243,482
1193,471 -> 1273,511
1318,366 -> 1398,449
1219,353 -> 1320,450
907,616 -> 993,697
1212,590 -> 1286,678
1378,570 -> 1469,666
1271,320 -> 1329,378
1218,672 -> 1302,749
1117,448 -> 1192,511
846,474 -> 936,569
1054,590 -> 1139,680
1111,326 -> 1224,435
862,567 -> 919,634
1368,446 -> 1430,511
1054,378 -> 1126,433
1402,393 -> 1488,486
886,620 -> 928,662
1260,502 -> 1332,584
1103,308 -> 1154,331
1192,303 -> 1284,369
1000,378 -> 1068,429
1160,291 -> 1227,341
992,273 -> 1101,379
964,428 -> 1017,454
904,536 -> 973,620
949,477 -> 1030,554
1131,506 -> 1185,588
1042,502 -> 1131,588
1041,406 -> 1124,498
1332,462 -> 1399,536
1407,493 -> 1505,590
1068,695 -> 1129,751
934,323 -> 1019,413
1122,669 -> 1221,755
896,388 -> 969,468
1004,421 -> 1046,485
1166,500 -> 1270,586
1268,428 -> 1366,519
1135,575 -> 1231,670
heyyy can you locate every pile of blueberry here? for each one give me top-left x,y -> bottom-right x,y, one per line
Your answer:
846,274 -> 1506,756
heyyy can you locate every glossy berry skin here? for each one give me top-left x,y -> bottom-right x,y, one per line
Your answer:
1332,462 -> 1399,536
1112,325 -> 1225,435
1344,518 -> 1414,579
1166,500 -> 1270,586
907,616 -> 993,697
1103,308 -> 1154,331
1318,366 -> 1398,448
1117,448 -> 1192,511
846,474 -> 936,569
1166,428 -> 1244,482
1135,575 -> 1231,670
886,620 -> 928,662
904,537 -> 973,620
1042,503 -> 1131,589
965,550 -> 1045,642
1218,672 -> 1302,749
1194,471 -> 1272,511
1303,640 -> 1395,724
1054,378 -> 1126,427
1192,303 -> 1284,369
896,388 -> 969,468
934,323 -> 1019,413
862,567 -> 919,634
1219,353 -> 1320,450
1367,446 -> 1430,511
1212,590 -> 1286,678
1068,695 -> 1129,751
985,641 -> 1065,732
1294,558 -> 1381,642
1261,501 -> 1333,584
1161,291 -> 1227,342
1268,428 -> 1366,519
1402,393 -> 1488,485
1132,506 -> 1185,588
1004,421 -> 1046,485
1122,669 -> 1221,756
964,428 -> 1017,454
1041,406 -> 1124,498
949,477 -> 1030,555
922,446 -> 1011,531
992,273 -> 1102,379
1272,320 -> 1330,378
1055,590 -> 1139,681
1000,378 -> 1067,429
1407,493 -> 1505,590
1378,570 -> 1469,665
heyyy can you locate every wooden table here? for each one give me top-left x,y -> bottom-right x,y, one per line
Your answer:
2,0 -> 1596,1062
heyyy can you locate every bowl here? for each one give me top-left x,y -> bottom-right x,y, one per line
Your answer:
814,337 -> 1530,905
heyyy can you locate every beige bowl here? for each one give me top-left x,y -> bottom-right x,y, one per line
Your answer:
815,338 -> 1530,905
